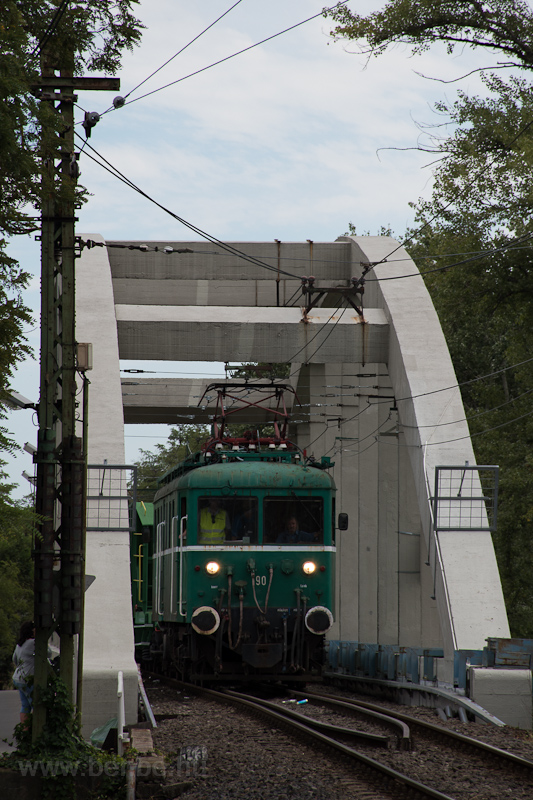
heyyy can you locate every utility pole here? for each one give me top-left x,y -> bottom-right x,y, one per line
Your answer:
31,48 -> 119,741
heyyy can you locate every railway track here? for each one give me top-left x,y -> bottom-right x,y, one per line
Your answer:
295,687 -> 533,778
148,675 -> 455,799
144,674 -> 533,799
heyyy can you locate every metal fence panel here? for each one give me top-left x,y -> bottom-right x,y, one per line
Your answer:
433,465 -> 499,532
87,464 -> 137,532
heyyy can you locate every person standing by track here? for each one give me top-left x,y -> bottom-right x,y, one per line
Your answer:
12,620 -> 35,727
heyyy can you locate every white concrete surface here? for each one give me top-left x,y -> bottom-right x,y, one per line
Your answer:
76,235 -> 138,738
114,305 -> 389,364
75,233 -> 515,728
470,668 -> 532,729
340,236 -> 510,680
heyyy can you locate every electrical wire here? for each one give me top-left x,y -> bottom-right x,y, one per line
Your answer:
31,0 -> 70,58
74,133 -> 303,280
366,231 -> 533,282
286,304 -> 346,368
400,386 -> 533,430
119,0 -> 245,107
333,394 -> 533,459
370,406 -> 533,451
120,353 -> 533,407
70,241 -> 533,268
339,353 -> 533,430
110,2 -> 347,111
396,354 -> 533,405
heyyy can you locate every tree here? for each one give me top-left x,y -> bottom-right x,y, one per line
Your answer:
0,483 -> 35,686
0,0 -> 144,256
0,0 -> 144,443
403,75 -> 533,635
136,425 -> 209,502
228,362 -> 290,380
0,259 -> 33,454
327,0 -> 533,637
326,1 -> 533,69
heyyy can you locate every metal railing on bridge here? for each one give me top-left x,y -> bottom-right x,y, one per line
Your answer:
86,464 -> 137,532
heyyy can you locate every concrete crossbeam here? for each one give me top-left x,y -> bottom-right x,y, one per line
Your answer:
112,278 -> 306,307
107,240 -> 352,281
107,239 -> 356,307
115,306 -> 388,363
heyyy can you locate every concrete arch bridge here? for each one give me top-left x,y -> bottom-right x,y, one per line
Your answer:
75,234 -> 531,733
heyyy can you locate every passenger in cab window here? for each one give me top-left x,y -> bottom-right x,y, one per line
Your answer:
276,515 -> 315,544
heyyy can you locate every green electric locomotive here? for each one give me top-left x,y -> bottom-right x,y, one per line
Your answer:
131,383 -> 345,682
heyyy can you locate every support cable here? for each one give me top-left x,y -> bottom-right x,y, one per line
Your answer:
101,2 -> 347,113
74,133 -> 302,280
31,0 -> 70,58
114,0 -> 245,107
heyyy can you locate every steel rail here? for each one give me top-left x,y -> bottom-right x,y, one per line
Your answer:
197,685 -> 456,800
223,688 -> 391,747
282,688 -> 411,749
299,688 -> 533,772
144,674 -> 457,798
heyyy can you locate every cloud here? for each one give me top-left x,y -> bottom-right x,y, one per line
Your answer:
4,0 -> 510,493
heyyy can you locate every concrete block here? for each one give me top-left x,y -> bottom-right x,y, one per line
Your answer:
469,667 -> 532,728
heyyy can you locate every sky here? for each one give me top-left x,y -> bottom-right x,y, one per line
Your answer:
5,0 -> 493,497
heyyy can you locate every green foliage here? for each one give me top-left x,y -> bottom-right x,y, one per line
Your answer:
0,479 -> 34,686
344,222 -> 394,237
0,0 -> 144,243
136,425 -> 209,501
1,0 -> 144,451
228,362 -> 290,380
0,258 -> 33,454
416,75 -> 533,237
0,2 -> 145,681
329,0 -> 533,635
403,74 -> 533,635
326,1 -> 533,68
0,674 -> 127,798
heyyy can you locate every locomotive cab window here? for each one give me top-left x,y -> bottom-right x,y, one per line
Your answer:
197,496 -> 258,545
264,498 -> 324,545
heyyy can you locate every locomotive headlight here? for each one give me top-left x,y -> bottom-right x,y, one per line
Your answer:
206,561 -> 220,575
302,561 -> 316,575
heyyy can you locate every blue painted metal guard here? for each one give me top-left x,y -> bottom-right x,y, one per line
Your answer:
327,638 -> 533,691
327,641 -> 444,684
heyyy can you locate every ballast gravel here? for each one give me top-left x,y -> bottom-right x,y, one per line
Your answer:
143,681 -> 533,800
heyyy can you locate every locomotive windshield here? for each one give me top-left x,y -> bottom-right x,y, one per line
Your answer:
263,498 -> 324,545
197,496 -> 258,545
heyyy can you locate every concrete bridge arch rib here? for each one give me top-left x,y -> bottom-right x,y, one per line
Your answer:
336,236 -> 510,679
75,235 -> 138,737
